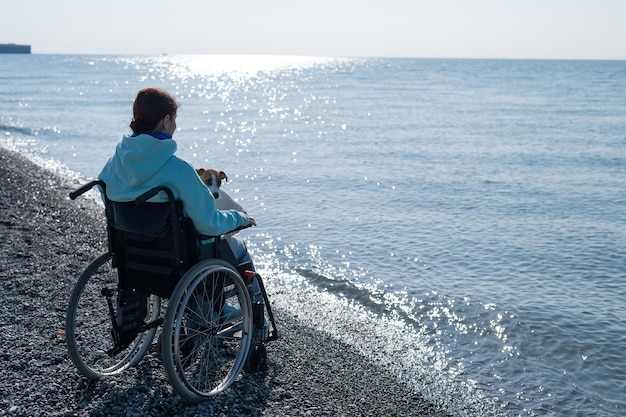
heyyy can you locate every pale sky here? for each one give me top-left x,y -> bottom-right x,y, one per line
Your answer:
1,0 -> 625,60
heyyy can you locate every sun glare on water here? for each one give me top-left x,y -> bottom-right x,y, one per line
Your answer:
116,54 -> 344,82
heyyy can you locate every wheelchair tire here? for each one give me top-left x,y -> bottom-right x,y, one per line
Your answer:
65,252 -> 161,380
162,259 -> 253,403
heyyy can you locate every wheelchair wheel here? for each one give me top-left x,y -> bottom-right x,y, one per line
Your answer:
162,259 -> 253,403
65,252 -> 161,380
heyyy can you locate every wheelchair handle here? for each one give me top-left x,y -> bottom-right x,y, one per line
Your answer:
135,186 -> 175,205
69,180 -> 105,200
71,182 -> 251,234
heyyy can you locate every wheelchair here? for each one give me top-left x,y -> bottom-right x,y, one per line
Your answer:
65,180 -> 280,403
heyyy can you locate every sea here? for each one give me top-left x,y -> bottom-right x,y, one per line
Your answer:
1,55 -> 625,416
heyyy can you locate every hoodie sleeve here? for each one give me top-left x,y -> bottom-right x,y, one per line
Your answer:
164,158 -> 250,236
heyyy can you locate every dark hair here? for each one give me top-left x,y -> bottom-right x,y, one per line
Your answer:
129,87 -> 179,134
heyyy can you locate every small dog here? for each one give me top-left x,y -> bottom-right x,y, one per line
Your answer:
196,168 -> 228,199
196,168 -> 246,213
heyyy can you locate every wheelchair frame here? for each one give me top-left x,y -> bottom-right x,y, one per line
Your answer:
65,180 -> 279,403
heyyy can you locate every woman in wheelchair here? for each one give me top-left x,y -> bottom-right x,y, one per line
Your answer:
101,85 -> 268,327
65,87 -> 278,403
99,86 -> 263,302
99,86 -> 256,263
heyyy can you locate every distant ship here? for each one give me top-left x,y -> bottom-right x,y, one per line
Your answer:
0,44 -> 31,54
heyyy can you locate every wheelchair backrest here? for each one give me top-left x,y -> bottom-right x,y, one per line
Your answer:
107,198 -> 199,298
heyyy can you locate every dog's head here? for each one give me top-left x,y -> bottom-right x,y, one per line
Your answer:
196,168 -> 228,199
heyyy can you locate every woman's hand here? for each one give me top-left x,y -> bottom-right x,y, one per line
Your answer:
247,217 -> 257,227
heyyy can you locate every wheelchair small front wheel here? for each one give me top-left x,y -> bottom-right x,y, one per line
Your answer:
65,252 -> 161,380
162,259 -> 253,403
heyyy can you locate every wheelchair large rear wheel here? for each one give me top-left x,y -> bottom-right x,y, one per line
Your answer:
162,259 -> 253,403
65,252 -> 161,380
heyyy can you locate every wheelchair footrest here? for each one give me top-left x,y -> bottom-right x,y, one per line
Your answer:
103,287 -> 151,357
266,329 -> 282,342
107,329 -> 138,356
143,317 -> 163,331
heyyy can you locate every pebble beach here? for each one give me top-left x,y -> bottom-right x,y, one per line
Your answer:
0,147 -> 448,417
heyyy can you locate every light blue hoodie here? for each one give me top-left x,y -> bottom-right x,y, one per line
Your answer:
98,133 -> 249,236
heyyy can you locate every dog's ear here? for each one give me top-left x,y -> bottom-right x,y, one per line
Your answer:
196,168 -> 205,175
219,171 -> 228,182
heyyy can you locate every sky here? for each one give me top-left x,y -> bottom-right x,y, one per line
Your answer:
1,0 -> 625,60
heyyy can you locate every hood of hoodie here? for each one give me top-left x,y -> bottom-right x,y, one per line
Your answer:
107,134 -> 177,187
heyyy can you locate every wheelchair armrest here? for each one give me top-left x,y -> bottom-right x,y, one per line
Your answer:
69,180 -> 106,200
198,223 -> 252,240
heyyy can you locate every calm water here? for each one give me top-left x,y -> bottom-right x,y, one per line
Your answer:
1,55 -> 625,416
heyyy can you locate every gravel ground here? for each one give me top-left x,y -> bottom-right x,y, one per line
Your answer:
0,147 -> 449,417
